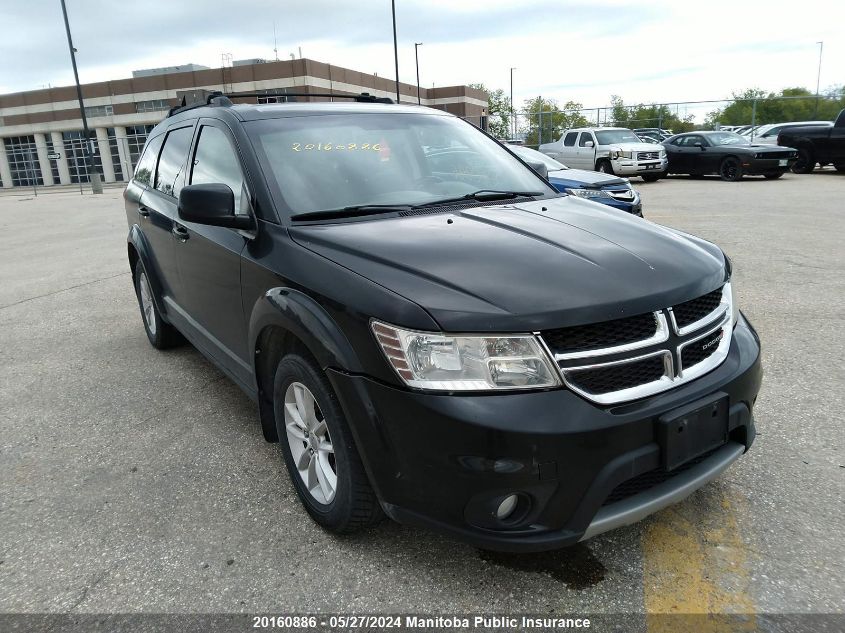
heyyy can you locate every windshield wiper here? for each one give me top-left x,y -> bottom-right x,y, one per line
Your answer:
290,204 -> 411,222
412,189 -> 545,209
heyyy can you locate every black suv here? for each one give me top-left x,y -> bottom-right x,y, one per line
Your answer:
124,94 -> 762,551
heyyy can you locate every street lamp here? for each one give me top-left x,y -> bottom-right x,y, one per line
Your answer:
59,0 -> 102,194
414,42 -> 423,105
510,67 -> 516,140
814,41 -> 824,118
391,0 -> 400,103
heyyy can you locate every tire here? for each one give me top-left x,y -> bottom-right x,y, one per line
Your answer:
763,172 -> 784,180
596,160 -> 614,175
719,157 -> 743,182
834,162 -> 845,173
273,353 -> 383,533
791,147 -> 816,174
641,173 -> 661,182
133,264 -> 181,349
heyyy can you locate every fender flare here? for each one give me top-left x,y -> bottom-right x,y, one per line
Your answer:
248,287 -> 363,374
127,225 -> 168,318
247,287 -> 364,442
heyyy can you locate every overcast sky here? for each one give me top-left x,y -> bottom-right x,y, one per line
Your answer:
2,0 -> 842,117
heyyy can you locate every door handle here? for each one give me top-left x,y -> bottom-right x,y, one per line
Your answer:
172,224 -> 190,241
138,205 -> 150,217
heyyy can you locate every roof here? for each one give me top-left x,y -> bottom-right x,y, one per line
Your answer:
234,101 -> 449,121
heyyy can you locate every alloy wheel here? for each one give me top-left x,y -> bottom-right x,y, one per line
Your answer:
138,271 -> 156,336
721,159 -> 739,181
284,381 -> 337,504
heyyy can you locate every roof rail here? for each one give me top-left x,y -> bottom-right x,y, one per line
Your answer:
224,91 -> 394,104
166,91 -> 233,118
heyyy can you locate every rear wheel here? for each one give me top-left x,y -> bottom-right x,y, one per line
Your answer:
834,162 -> 845,173
719,157 -> 743,182
133,264 -> 181,349
596,160 -> 614,175
791,147 -> 816,174
763,172 -> 784,180
273,353 -> 383,533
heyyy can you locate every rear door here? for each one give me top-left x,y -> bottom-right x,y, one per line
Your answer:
133,132 -> 182,302
553,130 -> 579,163
172,119 -> 252,384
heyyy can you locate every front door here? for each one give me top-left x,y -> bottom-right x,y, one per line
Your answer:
173,120 -> 252,385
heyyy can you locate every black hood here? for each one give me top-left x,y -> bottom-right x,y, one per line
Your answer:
290,197 -> 727,332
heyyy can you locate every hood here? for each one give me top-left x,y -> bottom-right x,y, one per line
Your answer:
607,142 -> 664,152
289,197 -> 726,332
547,168 -> 629,188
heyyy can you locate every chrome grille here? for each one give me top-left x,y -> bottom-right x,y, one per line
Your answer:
637,151 -> 659,160
540,285 -> 732,404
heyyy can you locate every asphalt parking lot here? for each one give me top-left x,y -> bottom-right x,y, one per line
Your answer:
1,173 -> 843,621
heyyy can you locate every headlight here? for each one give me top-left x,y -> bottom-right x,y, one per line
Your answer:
619,150 -> 633,159
565,188 -> 611,199
372,322 -> 561,391
659,150 -> 666,158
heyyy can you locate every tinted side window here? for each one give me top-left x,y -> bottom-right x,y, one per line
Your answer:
133,135 -> 163,186
190,126 -> 246,214
578,133 -> 594,147
154,126 -> 193,197
563,132 -> 578,146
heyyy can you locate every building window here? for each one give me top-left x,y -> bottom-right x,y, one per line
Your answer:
106,128 -> 124,181
256,89 -> 294,104
61,131 -> 104,184
3,136 -> 43,187
135,99 -> 171,113
124,124 -> 155,173
84,104 -> 114,118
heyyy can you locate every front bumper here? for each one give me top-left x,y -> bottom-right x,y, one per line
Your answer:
612,157 -> 668,175
329,314 -> 761,552
743,157 -> 797,175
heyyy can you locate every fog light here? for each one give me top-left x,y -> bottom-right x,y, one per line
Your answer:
496,494 -> 519,520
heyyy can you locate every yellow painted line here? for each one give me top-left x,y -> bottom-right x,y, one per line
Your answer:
643,485 -> 757,632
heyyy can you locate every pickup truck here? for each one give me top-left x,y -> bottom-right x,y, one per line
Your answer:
777,108 -> 845,173
539,127 -> 668,182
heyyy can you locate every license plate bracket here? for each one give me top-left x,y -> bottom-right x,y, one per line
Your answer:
778,159 -> 788,166
657,394 -> 729,471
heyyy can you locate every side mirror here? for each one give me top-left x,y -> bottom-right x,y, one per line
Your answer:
584,140 -> 595,148
178,183 -> 253,230
524,159 -> 549,180
694,142 -> 705,150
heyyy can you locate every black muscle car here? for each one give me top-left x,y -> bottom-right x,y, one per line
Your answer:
663,131 -> 797,181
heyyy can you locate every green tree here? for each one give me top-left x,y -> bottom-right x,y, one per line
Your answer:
469,83 -> 511,139
706,86 -> 845,127
609,96 -> 695,132
521,97 -> 589,146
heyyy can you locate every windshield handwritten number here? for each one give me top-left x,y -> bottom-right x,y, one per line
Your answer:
291,143 -> 301,152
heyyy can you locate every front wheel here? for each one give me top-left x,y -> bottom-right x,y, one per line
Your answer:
273,354 -> 383,533
833,162 -> 845,173
791,147 -> 816,174
596,160 -> 614,175
719,157 -> 743,182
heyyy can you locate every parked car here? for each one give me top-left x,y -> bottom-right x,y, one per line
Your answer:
125,94 -> 761,551
539,127 -> 668,181
777,108 -> 845,173
749,121 -> 833,145
508,145 -> 642,216
634,127 -> 673,142
733,125 -> 754,135
663,131 -> 797,181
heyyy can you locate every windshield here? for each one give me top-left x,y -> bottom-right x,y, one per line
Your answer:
707,132 -> 750,146
246,113 -> 552,217
510,145 -> 567,170
595,129 -> 641,145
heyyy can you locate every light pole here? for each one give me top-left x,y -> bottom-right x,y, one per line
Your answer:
414,42 -> 423,105
59,0 -> 102,194
510,67 -> 516,139
814,41 -> 824,118
391,0 -> 400,103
